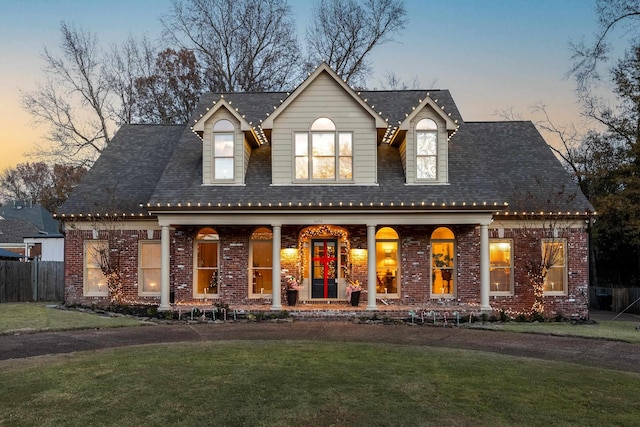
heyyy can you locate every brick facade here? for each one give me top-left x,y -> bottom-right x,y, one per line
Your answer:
64,221 -> 589,318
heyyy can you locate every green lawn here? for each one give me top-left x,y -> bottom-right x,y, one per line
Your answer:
500,319 -> 640,343
0,341 -> 638,426
0,303 -> 145,334
1,303 -> 639,425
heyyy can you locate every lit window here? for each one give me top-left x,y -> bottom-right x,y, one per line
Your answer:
139,241 -> 161,295
213,120 -> 234,180
294,118 -> 352,181
84,240 -> 108,296
490,240 -> 513,294
376,227 -> 400,295
250,228 -> 273,297
431,227 -> 455,296
195,228 -> 219,297
542,240 -> 566,294
416,118 -> 437,180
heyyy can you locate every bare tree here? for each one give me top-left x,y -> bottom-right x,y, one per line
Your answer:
21,22 -> 115,167
134,48 -> 203,124
105,35 -> 159,125
569,0 -> 640,91
511,179 -> 583,318
0,167 -> 30,203
162,0 -> 301,92
0,162 -> 52,205
86,217 -> 126,305
0,162 -> 86,212
306,0 -> 407,87
66,188 -> 128,305
378,71 -> 425,90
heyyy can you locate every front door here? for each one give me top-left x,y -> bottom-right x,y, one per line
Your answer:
311,239 -> 338,298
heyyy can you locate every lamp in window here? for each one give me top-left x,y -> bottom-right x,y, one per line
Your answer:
384,249 -> 395,267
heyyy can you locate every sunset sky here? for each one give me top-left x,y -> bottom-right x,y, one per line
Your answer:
0,0 -> 611,171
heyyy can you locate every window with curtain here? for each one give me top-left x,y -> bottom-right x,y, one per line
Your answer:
416,118 -> 438,180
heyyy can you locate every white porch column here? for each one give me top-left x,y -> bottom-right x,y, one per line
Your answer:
366,224 -> 378,311
271,225 -> 283,311
480,223 -> 491,312
159,225 -> 171,311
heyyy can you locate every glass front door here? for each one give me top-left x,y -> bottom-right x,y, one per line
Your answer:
311,239 -> 338,298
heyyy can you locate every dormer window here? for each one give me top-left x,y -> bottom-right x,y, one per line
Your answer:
213,119 -> 234,180
416,118 -> 438,180
294,118 -> 353,181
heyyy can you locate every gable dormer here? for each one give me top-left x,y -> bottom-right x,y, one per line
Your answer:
262,64 -> 387,185
395,96 -> 459,185
192,98 -> 257,185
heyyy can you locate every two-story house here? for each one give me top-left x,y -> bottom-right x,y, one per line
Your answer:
59,64 -> 593,318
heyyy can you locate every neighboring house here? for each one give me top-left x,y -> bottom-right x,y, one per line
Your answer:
0,202 -> 63,261
0,247 -> 25,260
58,64 -> 593,318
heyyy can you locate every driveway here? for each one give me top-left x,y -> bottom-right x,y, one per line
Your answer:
1,316 -> 639,374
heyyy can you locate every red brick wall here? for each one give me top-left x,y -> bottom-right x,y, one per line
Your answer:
488,227 -> 589,318
64,221 -> 590,318
64,227 -> 162,305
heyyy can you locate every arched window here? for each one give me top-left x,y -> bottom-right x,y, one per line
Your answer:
250,227 -> 273,297
213,119 -> 234,180
431,227 -> 455,296
376,227 -> 400,295
194,228 -> 219,297
294,118 -> 352,181
416,118 -> 438,180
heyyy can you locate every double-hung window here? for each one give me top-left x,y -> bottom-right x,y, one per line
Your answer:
295,118 -> 352,181
213,119 -> 234,180
542,239 -> 567,294
84,240 -> 108,296
416,118 -> 438,180
489,240 -> 513,294
139,241 -> 161,295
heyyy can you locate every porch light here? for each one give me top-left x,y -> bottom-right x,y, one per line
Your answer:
350,248 -> 367,261
281,248 -> 298,259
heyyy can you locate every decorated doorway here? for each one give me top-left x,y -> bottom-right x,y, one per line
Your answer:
311,239 -> 338,298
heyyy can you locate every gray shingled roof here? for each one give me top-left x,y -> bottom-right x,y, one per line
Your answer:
59,92 -> 593,217
0,219 -> 40,243
0,203 -> 61,234
59,124 -> 184,216
0,248 -> 25,259
192,89 -> 463,128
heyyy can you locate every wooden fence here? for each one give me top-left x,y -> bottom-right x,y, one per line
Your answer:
0,260 -> 64,303
590,286 -> 640,314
